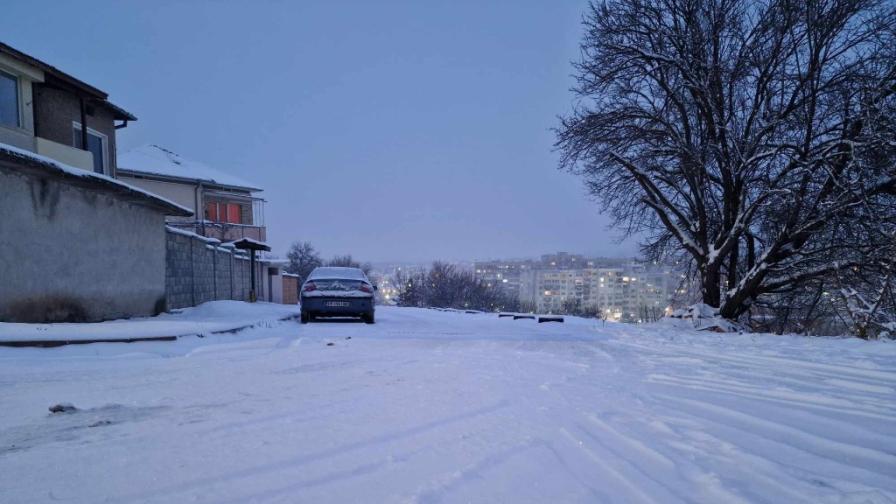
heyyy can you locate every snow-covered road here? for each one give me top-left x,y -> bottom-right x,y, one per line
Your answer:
1,306 -> 894,503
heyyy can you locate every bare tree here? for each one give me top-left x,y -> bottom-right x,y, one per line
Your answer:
560,297 -> 585,317
518,301 -> 537,314
638,304 -> 666,324
392,268 -> 427,307
391,262 -> 518,312
557,0 -> 896,321
831,236 -> 896,338
327,255 -> 373,277
285,241 -> 322,286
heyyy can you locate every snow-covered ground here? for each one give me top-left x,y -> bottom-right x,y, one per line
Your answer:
1,306 -> 894,503
0,301 -> 299,343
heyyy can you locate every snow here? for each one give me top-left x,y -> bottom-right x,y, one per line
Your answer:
667,303 -> 742,332
226,237 -> 270,250
118,144 -> 260,191
165,225 -> 222,244
1,306 -> 894,503
0,301 -> 299,343
0,141 -> 193,215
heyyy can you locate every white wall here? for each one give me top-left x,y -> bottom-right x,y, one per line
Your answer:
117,175 -> 198,215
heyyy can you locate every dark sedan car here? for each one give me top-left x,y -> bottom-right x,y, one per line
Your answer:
300,267 -> 376,324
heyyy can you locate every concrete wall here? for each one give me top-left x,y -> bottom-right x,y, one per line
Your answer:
0,166 -> 168,322
164,229 -> 275,310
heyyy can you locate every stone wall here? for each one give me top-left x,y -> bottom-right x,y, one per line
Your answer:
164,228 -> 269,309
215,249 -> 232,300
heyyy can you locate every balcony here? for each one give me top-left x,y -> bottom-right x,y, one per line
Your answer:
34,137 -> 94,172
167,221 -> 267,243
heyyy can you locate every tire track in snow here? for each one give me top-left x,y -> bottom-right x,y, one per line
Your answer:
213,443 -> 435,504
647,374 -> 896,421
655,394 -> 896,478
619,339 -> 896,383
557,427 -> 677,504
410,439 -> 548,504
114,400 -> 511,502
661,418 -> 882,504
583,413 -> 676,469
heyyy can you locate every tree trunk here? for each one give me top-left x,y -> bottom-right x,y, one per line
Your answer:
702,264 -> 721,310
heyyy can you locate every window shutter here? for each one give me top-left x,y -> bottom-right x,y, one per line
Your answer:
226,203 -> 241,224
205,202 -> 218,222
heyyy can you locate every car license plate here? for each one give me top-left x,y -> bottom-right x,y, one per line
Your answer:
326,301 -> 350,307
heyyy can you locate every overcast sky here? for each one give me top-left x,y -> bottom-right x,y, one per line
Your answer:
3,0 -> 640,262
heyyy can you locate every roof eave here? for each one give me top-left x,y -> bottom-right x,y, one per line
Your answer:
0,150 -> 192,217
116,168 -> 263,193
100,100 -> 137,122
0,42 -> 137,122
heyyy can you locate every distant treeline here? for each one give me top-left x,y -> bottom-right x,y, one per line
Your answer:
392,262 -> 519,313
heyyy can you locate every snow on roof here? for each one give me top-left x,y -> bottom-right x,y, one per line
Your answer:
225,237 -> 271,251
230,237 -> 269,247
0,142 -> 192,216
117,144 -> 261,191
307,267 -> 369,281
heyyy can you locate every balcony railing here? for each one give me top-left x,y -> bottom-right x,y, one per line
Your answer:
34,137 -> 94,172
167,221 -> 267,243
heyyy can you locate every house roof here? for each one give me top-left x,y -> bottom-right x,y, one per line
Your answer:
117,144 -> 262,192
0,41 -> 137,121
0,142 -> 192,217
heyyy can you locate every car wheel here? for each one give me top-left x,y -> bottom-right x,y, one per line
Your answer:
300,311 -> 310,324
363,311 -> 375,324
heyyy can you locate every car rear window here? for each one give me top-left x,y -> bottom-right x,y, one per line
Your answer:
307,267 -> 367,281
312,279 -> 366,291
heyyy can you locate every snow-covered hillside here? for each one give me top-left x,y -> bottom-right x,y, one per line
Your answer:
1,306 -> 894,503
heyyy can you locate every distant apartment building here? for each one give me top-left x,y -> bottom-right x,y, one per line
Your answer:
475,251 -> 681,322
519,265 -> 678,321
473,260 -> 535,301
539,252 -> 585,269
519,268 -> 594,313
117,144 -> 267,243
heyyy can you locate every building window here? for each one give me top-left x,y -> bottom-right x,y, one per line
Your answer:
205,202 -> 219,222
0,70 -> 19,128
226,203 -> 241,224
204,201 -> 243,224
72,123 -> 108,174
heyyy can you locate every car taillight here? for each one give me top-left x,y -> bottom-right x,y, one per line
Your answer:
303,281 -> 317,292
359,283 -> 372,293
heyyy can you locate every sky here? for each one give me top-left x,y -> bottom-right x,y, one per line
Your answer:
2,0 -> 640,262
